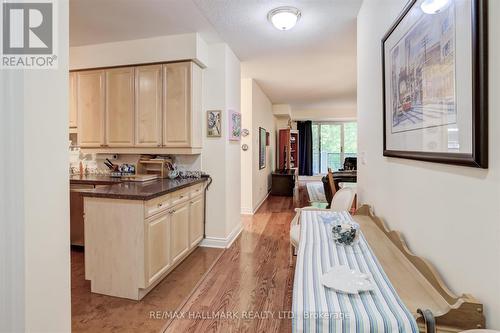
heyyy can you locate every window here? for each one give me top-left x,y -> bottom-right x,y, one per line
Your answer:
312,122 -> 357,175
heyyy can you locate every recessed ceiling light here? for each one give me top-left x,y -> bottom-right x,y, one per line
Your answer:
420,0 -> 451,14
267,6 -> 301,31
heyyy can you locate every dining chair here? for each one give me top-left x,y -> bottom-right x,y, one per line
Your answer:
290,188 -> 356,265
330,187 -> 355,212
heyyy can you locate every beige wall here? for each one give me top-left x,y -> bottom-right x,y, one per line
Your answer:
70,33 -> 208,69
241,79 -> 276,213
0,1 -> 71,331
357,0 -> 500,328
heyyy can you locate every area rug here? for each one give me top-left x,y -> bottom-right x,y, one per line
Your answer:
306,182 -> 327,203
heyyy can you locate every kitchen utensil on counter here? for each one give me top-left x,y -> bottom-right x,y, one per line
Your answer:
137,160 -> 171,178
167,170 -> 179,179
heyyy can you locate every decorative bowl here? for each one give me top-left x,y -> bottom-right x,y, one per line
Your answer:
331,223 -> 360,246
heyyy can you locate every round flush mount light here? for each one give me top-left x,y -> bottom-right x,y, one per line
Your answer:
267,6 -> 301,31
420,0 -> 451,14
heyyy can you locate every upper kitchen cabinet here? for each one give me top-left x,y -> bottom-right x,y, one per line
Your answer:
72,61 -> 203,153
105,67 -> 135,147
77,70 -> 105,148
135,65 -> 163,147
162,62 -> 202,149
69,72 -> 78,129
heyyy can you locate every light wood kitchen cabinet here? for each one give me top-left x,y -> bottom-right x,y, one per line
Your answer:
162,62 -> 202,148
146,212 -> 171,284
69,72 -> 77,128
84,182 -> 206,300
135,65 -> 162,147
72,61 -> 202,153
77,70 -> 105,147
189,195 -> 204,248
106,67 -> 135,147
170,200 -> 190,264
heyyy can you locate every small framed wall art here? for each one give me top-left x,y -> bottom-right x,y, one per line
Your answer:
228,109 -> 242,141
207,110 -> 222,137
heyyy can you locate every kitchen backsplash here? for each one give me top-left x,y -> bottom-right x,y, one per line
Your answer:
71,152 -> 202,174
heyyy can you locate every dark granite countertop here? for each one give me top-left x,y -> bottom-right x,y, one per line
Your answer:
70,175 -> 124,186
76,177 -> 207,201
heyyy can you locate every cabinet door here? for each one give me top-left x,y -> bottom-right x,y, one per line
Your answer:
146,212 -> 171,284
162,62 -> 191,147
189,195 -> 204,248
77,70 -> 105,147
170,201 -> 190,264
135,65 -> 162,147
69,72 -> 77,128
106,67 -> 135,147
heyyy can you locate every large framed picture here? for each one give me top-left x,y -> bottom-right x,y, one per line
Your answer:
382,0 -> 488,168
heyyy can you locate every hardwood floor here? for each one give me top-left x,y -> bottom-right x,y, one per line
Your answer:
71,246 -> 224,333
163,184 -> 310,333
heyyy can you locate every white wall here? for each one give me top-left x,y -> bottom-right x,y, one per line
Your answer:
201,43 -> 242,243
240,79 -> 276,214
0,1 -> 71,332
251,81 -> 276,210
70,33 -> 208,69
224,46 -> 243,237
357,0 -> 500,328
241,79 -> 254,213
292,105 -> 357,121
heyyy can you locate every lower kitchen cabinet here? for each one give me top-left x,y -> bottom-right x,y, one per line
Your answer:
84,182 -> 206,300
146,212 -> 171,284
189,195 -> 204,248
170,201 -> 190,264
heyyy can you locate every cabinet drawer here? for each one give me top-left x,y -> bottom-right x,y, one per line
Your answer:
170,188 -> 190,206
145,194 -> 171,218
189,184 -> 204,198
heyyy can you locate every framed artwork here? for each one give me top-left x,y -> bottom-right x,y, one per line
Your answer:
382,0 -> 488,168
228,110 -> 242,141
259,127 -> 266,169
207,110 -> 222,137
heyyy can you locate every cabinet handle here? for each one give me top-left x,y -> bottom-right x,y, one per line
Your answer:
158,203 -> 163,208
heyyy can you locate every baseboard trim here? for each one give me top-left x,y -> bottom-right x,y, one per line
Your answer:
200,223 -> 243,249
253,192 -> 270,214
241,207 -> 253,215
241,191 -> 270,216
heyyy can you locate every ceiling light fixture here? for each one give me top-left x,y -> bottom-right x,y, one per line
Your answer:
268,6 -> 301,31
420,0 -> 451,14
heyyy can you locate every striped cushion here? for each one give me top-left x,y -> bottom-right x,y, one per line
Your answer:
292,210 -> 419,333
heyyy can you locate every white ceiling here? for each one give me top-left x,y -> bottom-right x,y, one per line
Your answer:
69,0 -> 221,46
70,0 -> 362,112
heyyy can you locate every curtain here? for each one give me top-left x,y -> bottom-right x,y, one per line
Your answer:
297,121 -> 313,176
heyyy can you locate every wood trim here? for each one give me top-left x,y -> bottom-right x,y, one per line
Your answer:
381,0 -> 488,168
70,59 -> 204,72
354,205 -> 486,331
